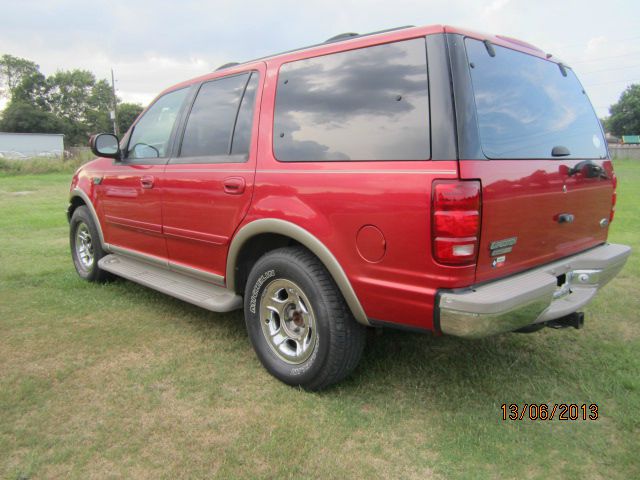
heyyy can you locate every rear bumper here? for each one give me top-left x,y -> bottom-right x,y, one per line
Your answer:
437,243 -> 631,338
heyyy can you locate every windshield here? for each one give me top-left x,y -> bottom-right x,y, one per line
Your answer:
465,38 -> 607,160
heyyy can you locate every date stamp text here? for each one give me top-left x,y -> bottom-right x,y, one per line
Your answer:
501,403 -> 598,421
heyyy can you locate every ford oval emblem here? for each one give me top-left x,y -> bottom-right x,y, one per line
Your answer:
600,218 -> 609,228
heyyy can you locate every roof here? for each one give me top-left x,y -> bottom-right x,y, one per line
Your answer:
622,135 -> 640,144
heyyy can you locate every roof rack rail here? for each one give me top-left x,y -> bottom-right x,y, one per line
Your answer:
325,32 -> 359,43
323,25 -> 415,45
216,62 -> 240,71
215,25 -> 416,72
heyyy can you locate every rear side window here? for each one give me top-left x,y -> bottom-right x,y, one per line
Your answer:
178,72 -> 258,161
465,38 -> 606,159
274,38 -> 430,161
231,73 -> 259,155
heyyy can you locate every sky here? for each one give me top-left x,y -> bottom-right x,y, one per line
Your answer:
0,0 -> 639,118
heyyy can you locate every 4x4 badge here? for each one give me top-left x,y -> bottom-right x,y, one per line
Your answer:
489,237 -> 517,256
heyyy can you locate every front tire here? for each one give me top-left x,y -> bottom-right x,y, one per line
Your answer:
244,247 -> 366,390
70,205 -> 111,282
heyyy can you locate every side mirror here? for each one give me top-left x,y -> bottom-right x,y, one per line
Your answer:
90,133 -> 121,160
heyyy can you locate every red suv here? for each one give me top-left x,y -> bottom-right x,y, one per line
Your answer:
68,25 -> 631,389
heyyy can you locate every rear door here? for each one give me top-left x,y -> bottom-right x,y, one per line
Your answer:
452,36 -> 614,283
162,66 -> 264,281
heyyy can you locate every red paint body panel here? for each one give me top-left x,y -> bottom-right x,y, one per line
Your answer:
459,160 -> 614,283
162,163 -> 256,277
245,164 -> 465,329
97,163 -> 168,259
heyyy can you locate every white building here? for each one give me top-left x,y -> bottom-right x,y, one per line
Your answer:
0,132 -> 64,159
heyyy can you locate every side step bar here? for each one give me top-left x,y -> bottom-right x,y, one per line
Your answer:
98,254 -> 243,313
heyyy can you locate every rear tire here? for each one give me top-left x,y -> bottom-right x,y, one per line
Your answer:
70,206 -> 111,282
244,247 -> 366,390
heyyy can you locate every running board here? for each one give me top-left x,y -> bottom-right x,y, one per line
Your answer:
98,254 -> 243,312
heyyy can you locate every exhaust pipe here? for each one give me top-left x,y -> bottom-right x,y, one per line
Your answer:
546,312 -> 584,330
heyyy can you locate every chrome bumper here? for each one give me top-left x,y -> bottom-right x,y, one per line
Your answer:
437,243 -> 631,339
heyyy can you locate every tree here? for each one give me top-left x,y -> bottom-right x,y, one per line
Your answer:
47,70 -> 97,120
0,99 -> 63,134
0,54 -> 39,99
47,71 -> 114,144
11,71 -> 51,109
117,102 -> 144,135
607,84 -> 640,137
86,79 -> 114,135
0,54 -> 121,146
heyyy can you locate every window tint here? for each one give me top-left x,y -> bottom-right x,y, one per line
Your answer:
180,73 -> 249,158
465,38 -> 606,159
127,88 -> 188,159
231,73 -> 259,156
274,38 -> 430,162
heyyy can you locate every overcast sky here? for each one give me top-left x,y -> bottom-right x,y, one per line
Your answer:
1,0 -> 639,118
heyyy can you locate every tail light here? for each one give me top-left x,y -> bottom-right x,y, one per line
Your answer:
610,173 -> 617,223
432,180 -> 482,265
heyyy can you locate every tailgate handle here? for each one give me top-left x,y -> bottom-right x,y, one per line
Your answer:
223,177 -> 245,194
556,213 -> 575,224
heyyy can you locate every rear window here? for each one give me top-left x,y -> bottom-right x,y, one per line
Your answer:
273,38 -> 430,161
465,38 -> 606,159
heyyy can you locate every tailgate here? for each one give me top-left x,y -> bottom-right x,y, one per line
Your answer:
457,36 -> 614,283
460,159 -> 614,283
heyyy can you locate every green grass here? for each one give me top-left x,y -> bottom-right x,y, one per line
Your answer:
1,160 -> 638,479
0,151 -> 92,176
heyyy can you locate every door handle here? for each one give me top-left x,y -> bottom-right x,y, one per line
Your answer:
140,175 -> 155,189
223,177 -> 246,195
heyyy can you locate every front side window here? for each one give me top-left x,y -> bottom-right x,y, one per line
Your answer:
274,38 -> 430,161
127,88 -> 188,159
179,72 -> 256,160
465,38 -> 606,159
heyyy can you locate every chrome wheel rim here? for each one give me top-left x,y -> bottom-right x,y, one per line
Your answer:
259,278 -> 317,364
75,222 -> 94,270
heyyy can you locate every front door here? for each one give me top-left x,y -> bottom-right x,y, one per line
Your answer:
98,87 -> 190,260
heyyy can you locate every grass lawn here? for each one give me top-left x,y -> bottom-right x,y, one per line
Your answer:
0,160 -> 638,479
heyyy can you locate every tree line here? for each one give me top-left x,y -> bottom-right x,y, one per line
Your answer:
0,54 -> 143,146
604,84 -> 640,138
